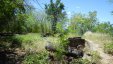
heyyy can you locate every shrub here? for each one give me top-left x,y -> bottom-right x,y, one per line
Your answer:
104,43 -> 113,55
55,30 -> 69,60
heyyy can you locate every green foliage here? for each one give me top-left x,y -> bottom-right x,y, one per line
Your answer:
93,22 -> 113,36
104,43 -> 113,55
23,52 -> 48,64
56,18 -> 69,33
15,33 -> 41,42
38,16 -> 52,35
0,0 -> 113,63
25,11 -> 52,35
55,30 -> 69,60
11,33 -> 42,49
25,12 -> 38,32
14,14 -> 28,33
80,59 -> 91,64
0,0 -> 28,33
45,0 -> 65,34
70,11 -> 97,35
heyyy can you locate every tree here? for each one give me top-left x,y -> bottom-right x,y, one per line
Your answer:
94,22 -> 113,36
0,0 -> 29,34
45,0 -> 65,34
87,11 -> 97,31
70,11 -> 97,35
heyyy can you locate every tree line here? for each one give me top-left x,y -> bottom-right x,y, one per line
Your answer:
0,0 -> 113,36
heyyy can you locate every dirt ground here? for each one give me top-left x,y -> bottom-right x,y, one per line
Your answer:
84,40 -> 113,64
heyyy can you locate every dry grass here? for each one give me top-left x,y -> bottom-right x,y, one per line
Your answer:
83,31 -> 113,62
83,31 -> 113,45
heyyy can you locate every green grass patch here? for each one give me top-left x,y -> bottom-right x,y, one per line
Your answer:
12,33 -> 46,52
11,33 -> 61,53
22,52 -> 48,64
13,33 -> 42,43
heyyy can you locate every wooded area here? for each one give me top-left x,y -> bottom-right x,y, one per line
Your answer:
0,0 -> 113,64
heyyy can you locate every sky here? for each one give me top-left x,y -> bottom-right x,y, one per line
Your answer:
31,0 -> 113,24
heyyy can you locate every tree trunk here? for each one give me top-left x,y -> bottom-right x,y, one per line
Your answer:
52,17 -> 57,34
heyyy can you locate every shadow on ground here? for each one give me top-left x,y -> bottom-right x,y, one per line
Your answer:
0,35 -> 25,64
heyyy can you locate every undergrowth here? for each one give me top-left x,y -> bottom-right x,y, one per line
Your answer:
23,52 -> 48,64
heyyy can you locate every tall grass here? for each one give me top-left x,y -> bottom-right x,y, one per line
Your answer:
25,11 -> 52,34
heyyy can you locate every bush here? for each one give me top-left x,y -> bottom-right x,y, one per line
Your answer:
55,30 -> 69,60
104,43 -> 113,55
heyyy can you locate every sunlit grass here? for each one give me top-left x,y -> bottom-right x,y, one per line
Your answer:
13,33 -> 60,53
83,31 -> 113,54
13,33 -> 79,53
83,31 -> 113,45
67,33 -> 80,38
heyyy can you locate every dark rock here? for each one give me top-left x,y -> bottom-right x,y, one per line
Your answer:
68,37 -> 85,49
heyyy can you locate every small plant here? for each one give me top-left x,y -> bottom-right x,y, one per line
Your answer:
55,30 -> 69,60
71,58 -> 91,64
81,59 -> 91,64
104,43 -> 113,55
90,51 -> 101,64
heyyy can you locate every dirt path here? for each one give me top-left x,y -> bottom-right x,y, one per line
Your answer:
86,40 -> 113,64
